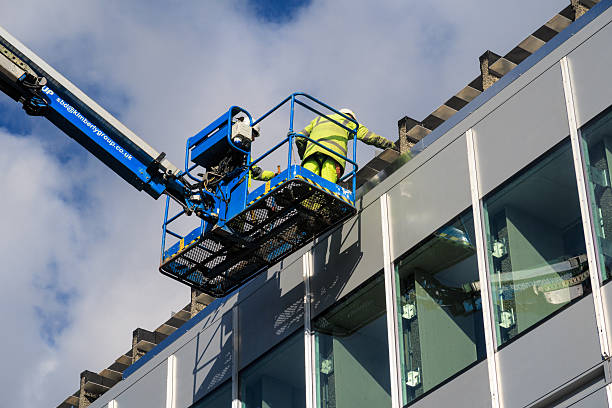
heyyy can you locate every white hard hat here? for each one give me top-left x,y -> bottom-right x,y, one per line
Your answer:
252,123 -> 261,138
339,108 -> 356,122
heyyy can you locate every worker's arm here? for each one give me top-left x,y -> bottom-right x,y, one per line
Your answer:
356,125 -> 395,150
251,166 -> 275,181
294,118 -> 316,159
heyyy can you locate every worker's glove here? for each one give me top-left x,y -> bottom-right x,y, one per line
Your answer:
382,139 -> 396,151
295,136 -> 307,159
251,166 -> 263,179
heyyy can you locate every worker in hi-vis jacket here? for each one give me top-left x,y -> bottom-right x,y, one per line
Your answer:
251,108 -> 395,183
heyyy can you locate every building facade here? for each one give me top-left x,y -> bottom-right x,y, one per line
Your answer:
87,1 -> 612,407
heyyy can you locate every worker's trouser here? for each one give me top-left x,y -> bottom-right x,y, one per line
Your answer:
302,153 -> 342,184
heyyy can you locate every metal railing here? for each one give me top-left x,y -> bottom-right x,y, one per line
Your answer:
161,92 -> 360,261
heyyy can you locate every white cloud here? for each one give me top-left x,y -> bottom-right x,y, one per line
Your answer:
0,0 -> 570,405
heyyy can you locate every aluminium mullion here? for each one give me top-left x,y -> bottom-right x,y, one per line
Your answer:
303,251 -> 317,408
380,194 -> 403,408
165,355 -> 176,408
232,306 -> 240,408
466,128 -> 502,408
560,56 -> 612,405
561,56 -> 610,356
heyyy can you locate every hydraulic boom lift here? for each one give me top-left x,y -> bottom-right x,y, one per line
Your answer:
0,26 -> 358,297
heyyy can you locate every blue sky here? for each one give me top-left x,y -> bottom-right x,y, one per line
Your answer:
0,101 -> 33,135
0,0 -> 569,406
249,0 -> 311,23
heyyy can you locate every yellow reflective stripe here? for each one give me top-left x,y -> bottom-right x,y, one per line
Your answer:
305,116 -> 352,157
314,118 -> 350,129
319,139 -> 347,155
304,138 -> 347,157
265,181 -> 271,194
312,118 -> 328,130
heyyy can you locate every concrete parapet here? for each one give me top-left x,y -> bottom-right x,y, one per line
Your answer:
78,370 -> 117,407
132,328 -> 168,363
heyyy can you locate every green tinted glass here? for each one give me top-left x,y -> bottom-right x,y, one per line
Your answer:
240,332 -> 305,408
313,274 -> 391,408
192,380 -> 231,408
395,210 -> 485,404
581,106 -> 612,282
483,139 -> 590,346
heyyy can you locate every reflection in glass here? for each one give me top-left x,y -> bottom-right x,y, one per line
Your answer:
192,380 -> 231,408
582,106 -> 612,282
395,211 -> 485,405
313,274 -> 391,408
240,332 -> 305,408
483,139 -> 590,346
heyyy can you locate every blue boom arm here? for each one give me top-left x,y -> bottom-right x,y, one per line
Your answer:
0,25 -> 195,213
41,84 -> 171,198
0,24 -> 362,297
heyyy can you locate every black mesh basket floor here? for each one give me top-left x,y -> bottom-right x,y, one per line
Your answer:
159,178 -> 356,297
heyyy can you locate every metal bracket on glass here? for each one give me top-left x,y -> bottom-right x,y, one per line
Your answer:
406,368 -> 421,388
401,302 -> 417,320
491,239 -> 508,259
498,310 -> 516,330
320,358 -> 334,375
405,369 -> 421,388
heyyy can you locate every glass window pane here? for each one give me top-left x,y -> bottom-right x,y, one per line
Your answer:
395,210 -> 485,405
581,105 -> 612,282
192,380 -> 232,408
483,139 -> 590,346
240,331 -> 305,408
313,273 -> 391,408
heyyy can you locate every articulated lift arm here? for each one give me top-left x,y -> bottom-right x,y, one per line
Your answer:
0,25 -> 203,214
0,25 -> 360,297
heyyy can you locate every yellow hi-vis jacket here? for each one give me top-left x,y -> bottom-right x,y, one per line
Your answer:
296,113 -> 394,171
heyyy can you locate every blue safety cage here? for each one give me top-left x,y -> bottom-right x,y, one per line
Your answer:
160,93 -> 359,297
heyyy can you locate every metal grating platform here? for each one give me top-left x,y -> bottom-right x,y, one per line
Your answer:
159,178 -> 356,297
